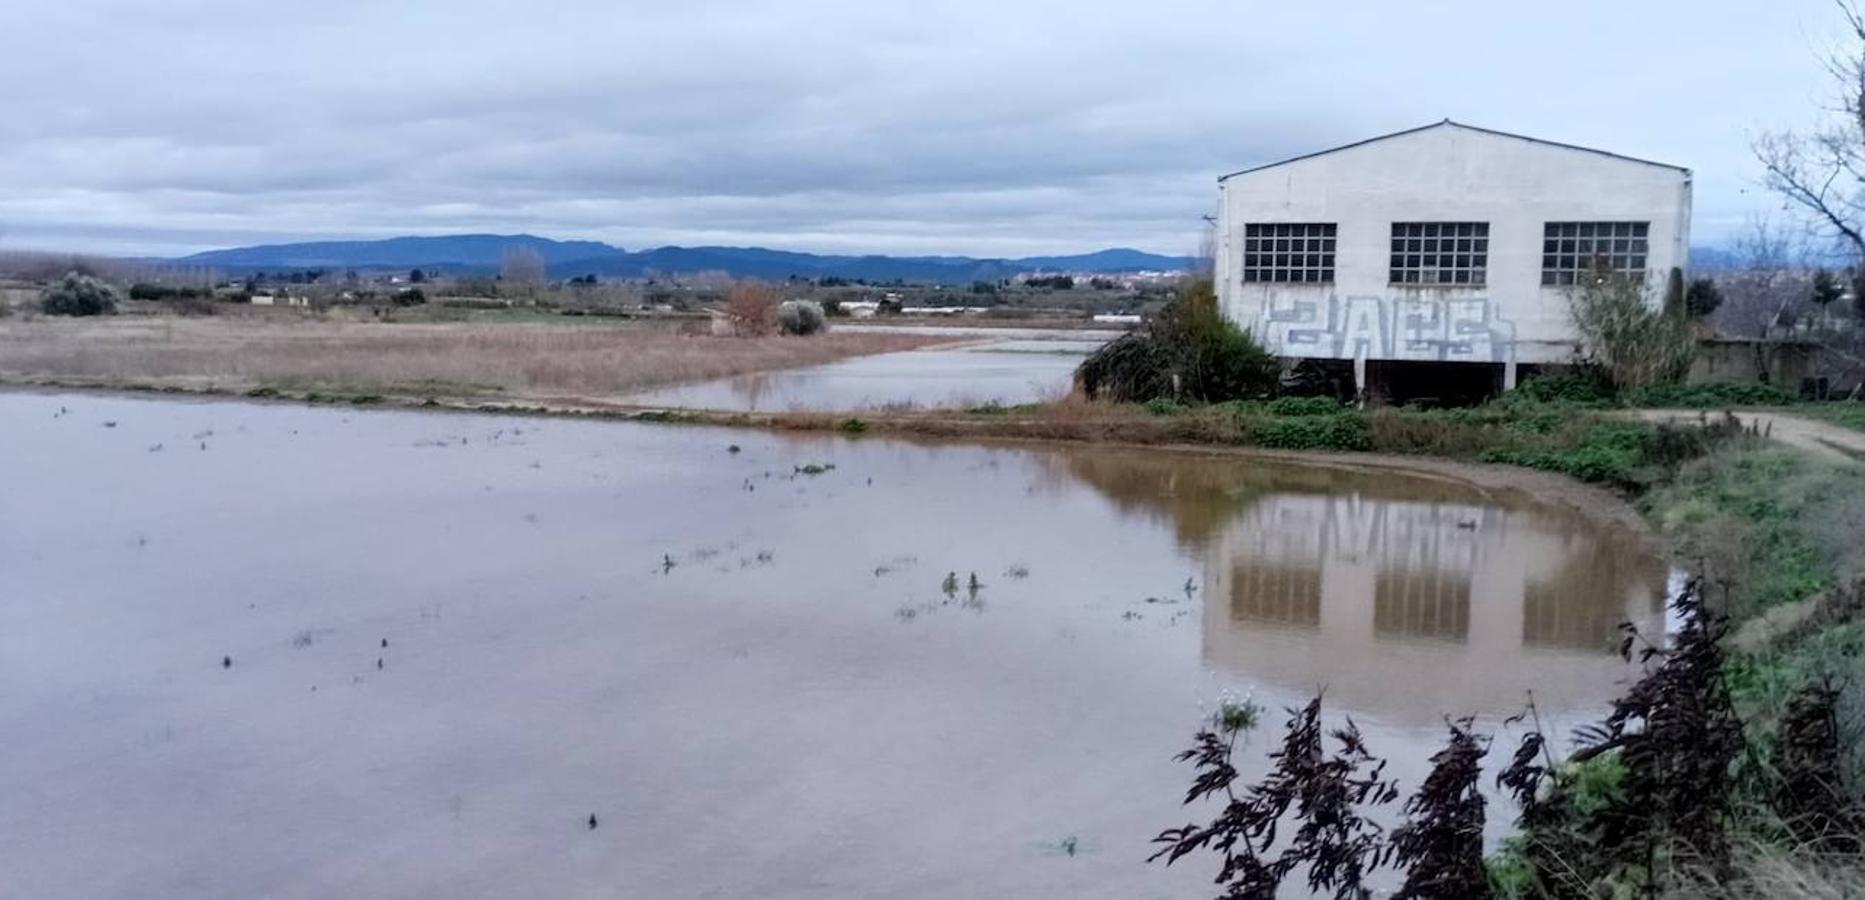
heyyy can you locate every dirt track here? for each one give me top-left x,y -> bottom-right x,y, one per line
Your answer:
1633,409 -> 1865,462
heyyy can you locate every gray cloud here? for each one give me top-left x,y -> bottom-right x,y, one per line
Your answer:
0,0 -> 1848,256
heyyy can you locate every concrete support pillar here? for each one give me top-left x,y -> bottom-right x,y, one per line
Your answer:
1503,359 -> 1519,391
1352,356 -> 1368,404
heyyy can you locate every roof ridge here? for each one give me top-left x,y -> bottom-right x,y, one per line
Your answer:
1217,121 -> 1689,181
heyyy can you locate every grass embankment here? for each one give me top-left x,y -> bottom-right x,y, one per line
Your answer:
0,315 -> 948,401
809,392 -> 1726,494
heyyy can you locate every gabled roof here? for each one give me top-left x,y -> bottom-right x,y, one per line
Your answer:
1216,120 -> 1690,181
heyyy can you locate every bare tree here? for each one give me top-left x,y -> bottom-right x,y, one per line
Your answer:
1715,219 -> 1808,339
724,280 -> 780,335
1756,1 -> 1865,262
500,246 -> 548,286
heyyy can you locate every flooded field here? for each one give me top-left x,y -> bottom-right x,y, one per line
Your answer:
0,391 -> 1668,898
622,340 -> 1091,412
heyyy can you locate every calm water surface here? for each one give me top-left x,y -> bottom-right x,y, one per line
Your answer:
622,339 -> 1094,411
0,392 -> 1666,898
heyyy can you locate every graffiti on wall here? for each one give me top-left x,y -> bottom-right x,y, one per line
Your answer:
1255,295 -> 1518,363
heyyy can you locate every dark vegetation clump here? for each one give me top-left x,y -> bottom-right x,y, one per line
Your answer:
1773,680 -> 1865,853
1151,697 -> 1400,899
1266,396 -> 1347,417
1077,278 -> 1276,404
1159,581 -> 1865,899
1503,372 -> 1615,406
1621,381 -> 1799,408
1253,411 -> 1372,452
127,282 -> 209,301
39,272 -> 118,317
1492,583 -> 1747,896
1388,720 -> 1490,900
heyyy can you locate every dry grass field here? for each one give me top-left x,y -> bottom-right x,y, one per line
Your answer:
0,315 -> 949,402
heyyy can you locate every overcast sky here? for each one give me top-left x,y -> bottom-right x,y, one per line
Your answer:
0,0 -> 1852,258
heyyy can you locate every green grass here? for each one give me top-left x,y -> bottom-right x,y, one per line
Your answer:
1646,449 -> 1865,618
1112,395 -> 1730,489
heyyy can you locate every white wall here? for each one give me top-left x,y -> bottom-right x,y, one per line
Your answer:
1215,124 -> 1692,372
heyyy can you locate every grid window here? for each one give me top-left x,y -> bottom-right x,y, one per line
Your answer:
1540,221 -> 1650,286
1388,222 -> 1489,285
1241,223 -> 1336,284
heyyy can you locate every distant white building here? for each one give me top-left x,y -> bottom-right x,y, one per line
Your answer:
1215,120 -> 1691,401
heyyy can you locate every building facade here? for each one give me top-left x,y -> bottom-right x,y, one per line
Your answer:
1215,121 -> 1691,400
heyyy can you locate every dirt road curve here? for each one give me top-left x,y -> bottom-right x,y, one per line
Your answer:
1634,409 -> 1865,462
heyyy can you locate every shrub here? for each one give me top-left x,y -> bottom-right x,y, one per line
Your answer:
1479,421 -> 1662,488
1623,381 -> 1797,408
777,299 -> 826,335
128,283 -> 209,302
1076,278 -> 1276,403
1568,264 -> 1694,392
726,281 -> 780,335
39,272 -> 119,316
392,287 -> 427,307
1505,372 -> 1614,406
1267,396 -> 1343,417
1686,278 -> 1724,319
1254,412 -> 1372,451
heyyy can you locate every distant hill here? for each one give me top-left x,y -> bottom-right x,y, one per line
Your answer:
179,234 -> 616,270
177,234 -> 1195,282
1689,245 -> 1743,272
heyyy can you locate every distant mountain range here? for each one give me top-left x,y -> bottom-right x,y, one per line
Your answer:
175,234 -> 1196,282
1688,245 -> 1742,272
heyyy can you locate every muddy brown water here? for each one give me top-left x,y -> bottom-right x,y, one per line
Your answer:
0,391 -> 1667,898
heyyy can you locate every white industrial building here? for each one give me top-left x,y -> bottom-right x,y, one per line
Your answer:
1214,120 -> 1692,402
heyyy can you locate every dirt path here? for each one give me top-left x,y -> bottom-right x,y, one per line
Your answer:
1632,409 -> 1865,462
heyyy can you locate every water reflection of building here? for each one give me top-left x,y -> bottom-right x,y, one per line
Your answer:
1055,449 -> 1669,722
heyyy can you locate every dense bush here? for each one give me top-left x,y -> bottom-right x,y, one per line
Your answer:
1624,381 -> 1798,408
392,287 -> 427,307
1266,396 -> 1344,417
1568,265 -> 1695,392
1253,411 -> 1372,451
777,299 -> 826,335
127,282 -> 208,301
1076,278 -> 1276,403
39,272 -> 119,316
1504,372 -> 1615,406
